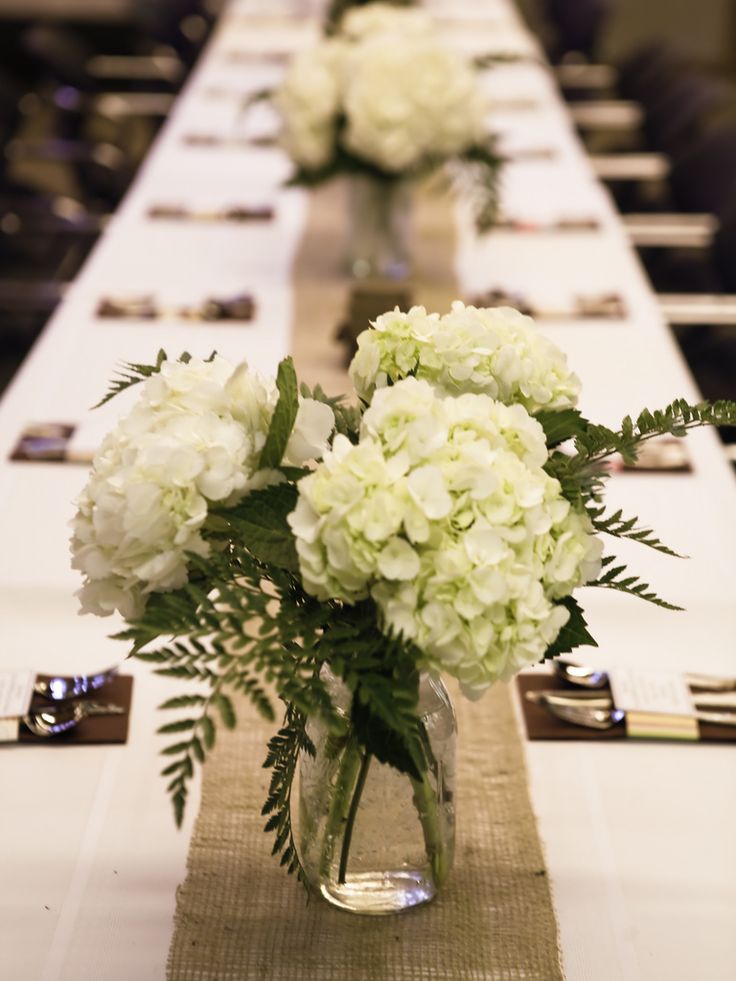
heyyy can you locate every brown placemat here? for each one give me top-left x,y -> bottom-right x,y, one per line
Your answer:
517,672 -> 735,742
167,181 -> 564,980
17,675 -> 133,744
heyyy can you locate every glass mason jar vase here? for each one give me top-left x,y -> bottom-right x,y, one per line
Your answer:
345,174 -> 413,280
298,666 -> 456,915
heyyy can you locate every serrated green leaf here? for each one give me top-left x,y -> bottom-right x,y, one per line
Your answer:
209,483 -> 299,571
534,408 -> 588,447
160,759 -> 186,777
200,714 -> 216,750
160,740 -> 192,756
258,357 -> 299,470
172,789 -> 186,828
542,596 -> 598,661
158,694 -> 206,710
590,562 -> 683,610
156,718 -> 196,735
191,735 -> 205,764
214,692 -> 237,729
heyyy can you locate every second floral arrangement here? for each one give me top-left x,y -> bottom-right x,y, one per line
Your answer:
267,3 -> 501,232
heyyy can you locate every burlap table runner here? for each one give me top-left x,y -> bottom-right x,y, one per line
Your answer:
167,182 -> 564,981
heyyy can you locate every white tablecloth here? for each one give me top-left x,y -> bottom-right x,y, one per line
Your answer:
1,2 -> 734,979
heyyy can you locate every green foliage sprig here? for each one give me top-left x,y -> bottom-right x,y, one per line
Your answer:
263,704 -> 314,882
93,349 -> 217,408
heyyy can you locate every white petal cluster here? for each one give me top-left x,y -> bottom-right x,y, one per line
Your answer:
342,36 -> 486,173
350,301 -> 582,412
273,39 -> 345,169
71,357 -> 334,619
289,379 -> 602,697
339,4 -> 434,41
274,11 -> 486,175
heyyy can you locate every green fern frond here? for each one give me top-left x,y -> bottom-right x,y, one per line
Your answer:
590,560 -> 683,610
450,141 -> 503,231
261,704 -> 314,888
573,398 -> 736,469
588,506 -> 685,557
93,349 -> 217,408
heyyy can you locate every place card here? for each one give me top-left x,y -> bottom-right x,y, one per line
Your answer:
608,665 -> 698,740
0,669 -> 35,722
469,288 -> 627,321
1,669 -> 36,743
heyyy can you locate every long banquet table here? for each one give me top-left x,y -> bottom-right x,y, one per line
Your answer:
1,1 -> 735,978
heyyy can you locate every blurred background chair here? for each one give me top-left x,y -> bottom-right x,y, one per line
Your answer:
0,0 -> 219,394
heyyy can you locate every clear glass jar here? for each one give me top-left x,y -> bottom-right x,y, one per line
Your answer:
345,174 -> 413,280
298,666 -> 456,915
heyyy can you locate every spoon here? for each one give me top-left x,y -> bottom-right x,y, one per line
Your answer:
526,690 -> 736,730
526,690 -> 625,729
34,665 -> 119,702
22,701 -> 125,737
554,659 -> 736,693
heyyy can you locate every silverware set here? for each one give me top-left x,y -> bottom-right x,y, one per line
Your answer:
96,291 -> 255,322
470,288 -> 627,320
23,701 -> 126,737
526,659 -> 736,731
526,689 -> 736,731
34,664 -> 119,700
182,132 -> 276,149
554,658 -> 736,693
10,666 -> 124,739
147,203 -> 274,222
494,216 -> 600,232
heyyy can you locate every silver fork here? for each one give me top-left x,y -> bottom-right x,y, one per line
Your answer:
33,665 -> 120,701
22,701 -> 126,737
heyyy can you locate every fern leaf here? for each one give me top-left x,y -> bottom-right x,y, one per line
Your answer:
588,507 -> 686,557
590,561 -> 683,610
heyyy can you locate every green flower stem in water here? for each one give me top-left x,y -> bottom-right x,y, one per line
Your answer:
317,727 -> 447,891
337,751 -> 371,884
410,768 -> 450,887
318,733 -> 363,882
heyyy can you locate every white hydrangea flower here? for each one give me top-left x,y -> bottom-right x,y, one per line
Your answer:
274,18 -> 486,177
284,398 -> 337,467
72,357 -> 334,619
350,302 -> 582,413
274,40 -> 346,169
339,3 -> 434,41
289,379 -> 601,698
342,36 -> 487,173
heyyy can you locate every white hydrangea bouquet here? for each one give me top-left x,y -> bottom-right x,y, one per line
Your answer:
72,303 -> 736,892
261,3 -> 501,230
